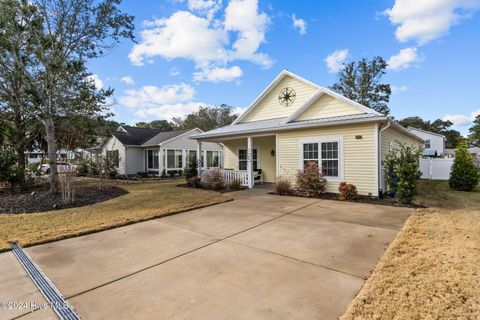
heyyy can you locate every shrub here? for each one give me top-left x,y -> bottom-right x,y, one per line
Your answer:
338,182 -> 358,201
385,145 -> 422,204
187,176 -> 202,188
274,176 -> 291,195
449,141 -> 479,191
137,171 -> 148,178
0,149 -> 24,191
202,168 -> 224,190
184,159 -> 198,182
296,161 -> 326,197
226,178 -> 242,191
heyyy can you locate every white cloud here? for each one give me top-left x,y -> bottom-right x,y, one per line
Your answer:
387,47 -> 422,70
292,14 -> 307,35
120,75 -> 135,85
188,0 -> 221,20
193,65 -> 243,82
443,109 -> 480,130
118,83 -> 195,108
324,49 -> 349,73
87,74 -> 103,89
170,67 -> 181,76
384,0 -> 480,45
133,102 -> 205,120
391,85 -> 408,94
129,0 -> 271,82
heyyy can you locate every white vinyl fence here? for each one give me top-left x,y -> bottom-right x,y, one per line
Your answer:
419,158 -> 453,180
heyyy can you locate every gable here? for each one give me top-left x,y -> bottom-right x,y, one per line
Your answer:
295,94 -> 363,121
241,75 -> 318,123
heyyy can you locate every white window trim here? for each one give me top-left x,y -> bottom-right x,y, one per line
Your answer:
236,145 -> 260,171
299,136 -> 344,182
205,150 -> 222,168
145,149 -> 160,171
165,149 -> 184,170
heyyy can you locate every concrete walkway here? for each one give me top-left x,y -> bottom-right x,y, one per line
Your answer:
1,188 -> 412,320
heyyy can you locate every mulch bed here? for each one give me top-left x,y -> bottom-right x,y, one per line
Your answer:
269,191 -> 425,208
0,186 -> 128,214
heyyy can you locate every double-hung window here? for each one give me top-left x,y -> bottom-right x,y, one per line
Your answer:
238,149 -> 258,170
302,140 -> 340,178
187,150 -> 197,164
146,150 -> 159,170
167,150 -> 183,169
206,151 -> 221,168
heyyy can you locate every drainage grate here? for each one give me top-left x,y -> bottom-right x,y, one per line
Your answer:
10,242 -> 81,320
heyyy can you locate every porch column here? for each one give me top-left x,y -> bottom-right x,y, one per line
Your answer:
197,140 -> 202,175
158,147 -> 164,177
247,136 -> 254,189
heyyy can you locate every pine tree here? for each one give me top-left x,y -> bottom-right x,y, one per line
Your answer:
449,142 -> 479,191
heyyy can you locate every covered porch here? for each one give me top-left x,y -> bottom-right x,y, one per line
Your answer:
196,135 -> 276,189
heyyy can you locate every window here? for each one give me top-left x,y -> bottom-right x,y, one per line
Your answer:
187,150 -> 197,164
238,149 -> 258,170
146,150 -> 159,169
206,151 -> 221,167
424,139 -> 431,148
107,150 -> 120,167
167,150 -> 183,169
302,141 -> 340,178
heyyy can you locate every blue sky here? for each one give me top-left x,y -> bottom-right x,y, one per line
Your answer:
88,0 -> 480,134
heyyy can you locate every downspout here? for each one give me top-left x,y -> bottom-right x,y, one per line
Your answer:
378,120 -> 391,196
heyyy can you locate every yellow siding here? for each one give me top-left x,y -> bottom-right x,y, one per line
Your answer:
380,126 -> 422,190
222,136 -> 276,183
296,94 -> 362,121
277,123 -> 378,195
241,75 -> 317,123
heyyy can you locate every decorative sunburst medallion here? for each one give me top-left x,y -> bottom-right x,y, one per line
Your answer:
278,87 -> 296,106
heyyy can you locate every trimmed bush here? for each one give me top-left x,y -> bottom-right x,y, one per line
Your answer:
187,176 -> 202,188
202,168 -> 224,190
296,161 -> 326,197
184,159 -> 198,185
226,178 -> 242,191
274,176 -> 291,195
449,142 -> 479,191
338,182 -> 358,201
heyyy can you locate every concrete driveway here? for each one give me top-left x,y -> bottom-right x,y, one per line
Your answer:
1,188 -> 412,320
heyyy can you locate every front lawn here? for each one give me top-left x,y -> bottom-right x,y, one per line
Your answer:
0,181 -> 230,251
342,180 -> 480,319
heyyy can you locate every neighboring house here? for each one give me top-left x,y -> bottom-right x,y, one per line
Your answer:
100,126 -> 223,175
26,149 -> 71,164
445,146 -> 480,168
192,70 -> 423,195
407,127 -> 445,157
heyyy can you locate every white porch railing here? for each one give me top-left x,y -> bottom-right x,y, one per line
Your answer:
200,169 -> 249,186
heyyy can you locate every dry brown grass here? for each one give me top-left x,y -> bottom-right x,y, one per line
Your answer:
342,180 -> 480,320
0,181 -> 230,251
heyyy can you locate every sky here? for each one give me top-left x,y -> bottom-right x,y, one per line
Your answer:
88,0 -> 480,135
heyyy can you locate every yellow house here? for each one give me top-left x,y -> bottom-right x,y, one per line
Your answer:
192,70 -> 423,196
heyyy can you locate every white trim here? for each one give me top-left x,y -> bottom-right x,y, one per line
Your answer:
407,126 -> 446,139
374,123 -> 379,197
298,135 -> 345,182
232,69 -> 319,125
165,148 -> 184,170
318,87 -> 383,116
142,128 -> 203,147
281,90 -> 325,124
145,148 -> 160,171
275,132 -> 279,180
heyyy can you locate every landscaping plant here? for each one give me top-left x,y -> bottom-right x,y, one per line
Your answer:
385,145 -> 422,204
338,182 -> 358,201
274,176 -> 292,195
0,148 -> 24,191
184,159 -> 199,186
296,161 -> 326,197
201,168 -> 224,190
449,141 -> 479,191
226,178 -> 242,191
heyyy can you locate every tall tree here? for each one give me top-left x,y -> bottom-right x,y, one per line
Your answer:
135,120 -> 172,131
398,117 -> 462,148
172,104 -> 238,131
331,56 -> 391,115
468,114 -> 480,147
0,0 -> 134,193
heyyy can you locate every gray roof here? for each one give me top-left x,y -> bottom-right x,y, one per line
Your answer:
142,128 -> 194,146
193,113 -> 385,139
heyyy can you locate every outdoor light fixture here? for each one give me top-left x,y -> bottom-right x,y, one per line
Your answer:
270,149 -> 275,156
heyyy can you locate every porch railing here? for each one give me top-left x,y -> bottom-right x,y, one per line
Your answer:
200,169 -> 249,186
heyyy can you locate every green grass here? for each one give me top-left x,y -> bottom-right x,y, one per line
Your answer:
0,181 -> 230,251
415,179 -> 480,209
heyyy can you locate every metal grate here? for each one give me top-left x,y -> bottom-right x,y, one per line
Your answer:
10,242 -> 81,320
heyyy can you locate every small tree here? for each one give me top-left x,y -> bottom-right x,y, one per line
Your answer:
384,145 -> 421,204
449,142 -> 479,191
184,159 -> 200,187
296,161 -> 327,197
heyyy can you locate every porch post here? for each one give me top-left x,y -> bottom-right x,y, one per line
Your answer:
158,147 -> 163,177
197,140 -> 202,176
247,136 -> 254,189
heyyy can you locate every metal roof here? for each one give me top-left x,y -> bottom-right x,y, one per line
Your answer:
193,113 -> 386,139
